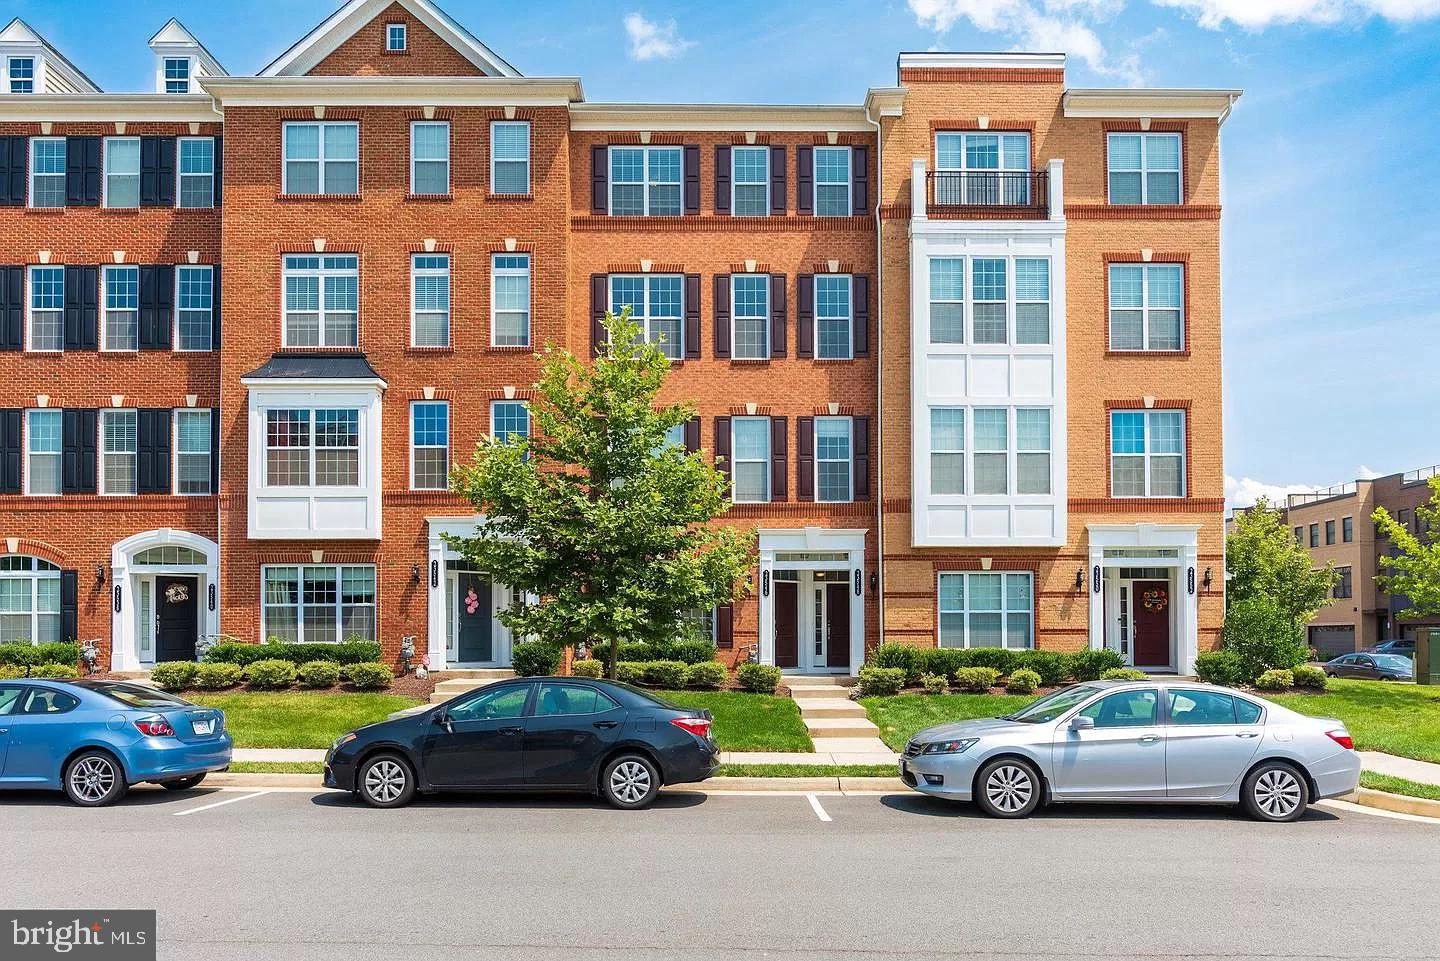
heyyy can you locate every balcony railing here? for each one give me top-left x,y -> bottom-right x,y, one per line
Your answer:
1403,464 -> 1440,485
1287,482 -> 1357,508
927,169 -> 1049,215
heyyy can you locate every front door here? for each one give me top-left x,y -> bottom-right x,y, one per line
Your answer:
422,682 -> 532,788
1051,688 -> 1166,799
825,583 -> 850,669
155,576 -> 198,662
455,572 -> 493,663
774,581 -> 799,669
1132,580 -> 1171,668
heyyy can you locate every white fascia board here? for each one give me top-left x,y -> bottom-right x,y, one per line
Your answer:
569,103 -> 870,132
239,376 -> 388,391
148,18 -> 228,77
898,51 -> 1065,72
201,76 -> 581,108
1063,89 -> 1243,122
0,95 -> 219,123
864,87 -> 906,118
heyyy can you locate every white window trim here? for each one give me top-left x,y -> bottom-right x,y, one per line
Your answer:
163,56 -> 191,94
262,407 -> 363,489
25,264 -> 63,354
260,563 -> 377,645
0,557 -> 62,644
386,23 -> 407,51
281,254 -> 359,349
811,145 -> 852,217
927,405 -> 1055,500
608,145 -> 682,216
933,131 -> 1032,173
102,136 -> 141,209
490,121 -> 531,195
609,274 -> 683,359
925,254 -> 1052,349
173,408 -> 213,496
1109,409 -> 1187,499
99,408 -> 138,497
1108,262 -> 1184,353
813,415 -> 853,504
410,253 -> 451,348
814,273 -> 854,361
1106,132 -> 1183,205
28,136 -> 65,209
731,273 -> 770,360
176,136 -> 215,210
410,401 -> 450,491
730,416 -> 770,503
490,400 -> 530,442
490,253 -> 531,348
281,121 -> 359,196
174,264 -> 214,353
731,145 -> 769,216
409,121 -> 450,196
101,265 -> 140,353
936,571 -> 1034,650
8,56 -> 35,94
23,408 -> 62,497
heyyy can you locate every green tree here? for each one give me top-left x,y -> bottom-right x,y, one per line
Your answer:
1373,475 -> 1440,617
446,309 -> 755,675
1226,497 -> 1338,630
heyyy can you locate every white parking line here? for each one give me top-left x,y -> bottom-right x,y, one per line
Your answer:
172,790 -> 271,817
806,793 -> 832,822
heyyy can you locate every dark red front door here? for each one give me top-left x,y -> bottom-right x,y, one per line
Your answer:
774,581 -> 799,668
825,583 -> 850,668
1132,580 -> 1171,667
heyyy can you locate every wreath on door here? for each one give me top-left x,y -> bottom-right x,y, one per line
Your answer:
464,587 -> 480,615
164,583 -> 190,604
1142,588 -> 1168,613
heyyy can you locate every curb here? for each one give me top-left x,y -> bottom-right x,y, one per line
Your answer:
205,773 -> 908,794
1344,787 -> 1440,820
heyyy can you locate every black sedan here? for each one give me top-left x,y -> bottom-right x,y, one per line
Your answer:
1323,652 -> 1414,681
324,677 -> 719,809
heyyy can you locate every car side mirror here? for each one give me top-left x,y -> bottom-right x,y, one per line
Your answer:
1069,715 -> 1095,732
433,712 -> 453,734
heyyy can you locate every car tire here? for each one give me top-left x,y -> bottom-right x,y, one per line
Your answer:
63,751 -> 128,807
358,754 -> 416,809
601,753 -> 660,810
161,774 -> 206,791
1241,761 -> 1308,822
974,758 -> 1042,819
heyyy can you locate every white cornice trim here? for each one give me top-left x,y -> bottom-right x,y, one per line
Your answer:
864,87 -> 906,118
1063,89 -> 1243,123
0,94 -> 220,123
201,76 -> 581,107
569,102 -> 871,132
898,51 -> 1065,71
239,375 -> 388,390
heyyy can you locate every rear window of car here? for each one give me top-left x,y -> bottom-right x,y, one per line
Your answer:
604,681 -> 682,710
86,683 -> 193,709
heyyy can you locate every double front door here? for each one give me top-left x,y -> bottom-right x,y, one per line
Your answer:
774,571 -> 851,672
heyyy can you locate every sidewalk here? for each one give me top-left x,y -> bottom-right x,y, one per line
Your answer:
1359,751 -> 1440,785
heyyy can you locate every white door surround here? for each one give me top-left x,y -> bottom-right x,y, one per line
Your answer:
1086,523 -> 1200,675
110,529 -> 220,671
425,516 -> 515,671
756,528 -> 867,675
1104,567 -> 1179,671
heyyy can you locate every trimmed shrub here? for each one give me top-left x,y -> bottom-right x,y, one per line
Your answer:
1017,650 -> 1070,686
194,662 -> 243,690
953,666 -> 1002,693
1254,668 -> 1295,691
0,642 -> 78,668
920,672 -> 949,695
1291,664 -> 1328,690
1068,648 -> 1125,682
570,659 -> 604,679
960,648 -> 1019,675
643,660 -> 688,688
736,662 -> 782,694
1100,668 -> 1148,681
1194,650 -> 1249,687
203,640 -> 381,666
341,662 -> 394,691
685,661 -> 727,690
1005,668 -> 1041,694
857,665 -> 905,697
914,648 -> 969,682
243,659 -> 298,690
33,662 -> 78,678
665,640 -> 719,665
296,660 -> 342,689
872,643 -> 919,684
613,662 -> 647,685
1223,595 -> 1311,680
150,661 -> 199,691
0,664 -> 25,679
510,641 -> 563,678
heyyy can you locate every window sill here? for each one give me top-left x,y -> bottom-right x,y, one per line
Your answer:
22,208 -> 65,216
1105,349 -> 1191,358
276,193 -> 363,203
404,345 -> 454,355
406,193 -> 452,203
98,207 -> 141,216
729,358 -> 772,366
486,193 -> 533,202
486,345 -> 535,353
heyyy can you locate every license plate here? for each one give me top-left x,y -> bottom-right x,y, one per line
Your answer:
192,719 -> 214,736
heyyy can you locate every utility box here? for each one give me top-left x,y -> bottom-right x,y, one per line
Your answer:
1419,628 -> 1439,686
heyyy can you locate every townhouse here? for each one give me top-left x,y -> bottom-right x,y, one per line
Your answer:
0,0 -> 1237,677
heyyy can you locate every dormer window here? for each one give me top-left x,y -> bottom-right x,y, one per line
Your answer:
8,57 -> 34,94
163,57 -> 190,93
387,23 -> 407,51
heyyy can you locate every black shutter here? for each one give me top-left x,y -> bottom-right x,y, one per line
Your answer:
62,408 -> 97,494
683,416 -> 700,453
60,570 -> 78,642
714,603 -> 733,650
852,145 -> 870,212
591,145 -> 608,214
796,145 -> 813,215
683,273 -> 701,360
796,416 -> 814,502
66,136 -> 101,206
770,145 -> 786,214
713,416 -> 731,486
769,274 -> 787,359
212,136 -> 223,205
137,408 -> 173,495
590,274 -> 608,356
853,274 -> 870,358
853,416 -> 871,500
712,275 -> 731,359
796,274 -> 815,359
770,417 -> 787,502
0,408 -> 21,494
714,146 -> 731,215
138,264 -> 174,350
0,137 -> 26,206
209,408 -> 221,495
64,266 -> 98,350
139,136 -> 176,207
0,265 -> 22,350
210,264 -> 221,347
683,145 -> 700,214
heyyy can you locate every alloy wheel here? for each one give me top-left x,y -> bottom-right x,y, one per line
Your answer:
364,759 -> 408,804
1253,768 -> 1303,819
609,760 -> 652,805
69,757 -> 116,804
985,764 -> 1034,814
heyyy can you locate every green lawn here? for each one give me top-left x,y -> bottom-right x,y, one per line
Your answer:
191,692 -> 422,749
660,690 -> 813,752
1360,772 -> 1440,802
229,761 -> 325,774
1268,680 -> 1440,764
860,693 -> 1034,752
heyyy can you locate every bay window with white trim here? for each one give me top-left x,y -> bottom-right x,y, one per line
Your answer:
283,254 -> 358,348
938,571 -> 1033,649
1110,410 -> 1185,497
927,255 -> 1051,346
0,556 -> 61,644
262,564 -> 376,644
265,409 -> 361,487
283,122 -> 359,195
411,254 -> 450,348
927,406 -> 1053,498
610,274 -> 682,359
1109,263 -> 1183,351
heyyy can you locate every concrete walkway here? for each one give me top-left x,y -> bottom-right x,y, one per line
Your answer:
786,676 -> 896,759
1360,751 -> 1440,786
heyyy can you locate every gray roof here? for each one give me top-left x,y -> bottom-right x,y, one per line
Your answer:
242,352 -> 384,381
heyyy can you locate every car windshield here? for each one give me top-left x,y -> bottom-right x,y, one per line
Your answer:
1002,685 -> 1101,723
81,682 -> 194,710
1374,655 -> 1412,670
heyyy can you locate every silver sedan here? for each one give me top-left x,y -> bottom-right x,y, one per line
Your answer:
900,680 -> 1360,822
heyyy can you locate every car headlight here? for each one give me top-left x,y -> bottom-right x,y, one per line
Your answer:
921,737 -> 979,755
331,733 -> 357,752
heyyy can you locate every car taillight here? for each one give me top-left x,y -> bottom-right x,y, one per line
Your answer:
1326,730 -> 1354,751
670,716 -> 712,739
134,718 -> 174,737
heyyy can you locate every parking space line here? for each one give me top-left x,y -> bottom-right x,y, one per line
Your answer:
806,793 -> 832,822
172,790 -> 271,817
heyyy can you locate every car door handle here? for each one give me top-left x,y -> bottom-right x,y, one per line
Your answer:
0,728 -> 7,734
593,721 -> 619,729
1138,734 -> 1161,743
498,726 -> 524,735
1235,732 -> 1260,738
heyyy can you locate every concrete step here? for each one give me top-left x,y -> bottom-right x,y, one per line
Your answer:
795,698 -> 868,719
429,675 -> 512,703
804,716 -> 880,738
433,669 -> 515,680
789,685 -> 856,700
784,675 -> 852,687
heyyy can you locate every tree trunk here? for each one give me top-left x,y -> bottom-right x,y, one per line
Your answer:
605,636 -> 620,679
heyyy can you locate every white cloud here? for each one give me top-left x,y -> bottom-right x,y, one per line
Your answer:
1153,0 -> 1440,29
1224,474 -> 1318,510
623,13 -> 696,62
1357,464 -> 1384,479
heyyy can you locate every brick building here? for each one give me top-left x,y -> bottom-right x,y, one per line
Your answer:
0,0 -> 1238,676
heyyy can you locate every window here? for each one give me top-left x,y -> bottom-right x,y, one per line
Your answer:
930,407 -> 1051,497
29,138 -> 65,208
610,275 -> 682,359
1015,259 -> 1050,345
1325,519 -> 1336,546
134,545 -> 205,566
450,683 -> 530,722
282,122 -> 358,195
164,57 -> 190,94
972,259 -> 1007,344
0,556 -> 61,643
938,572 -> 1033,649
1399,508 -> 1412,531
411,401 -> 449,491
491,121 -> 530,195
1109,263 -> 1183,351
815,417 -> 852,503
929,258 -> 964,344
491,401 -> 529,443
175,409 -> 212,495
8,57 -> 34,94
175,266 -> 213,351
812,146 -> 851,216
25,410 -> 61,495
972,409 -> 1007,495
410,254 -> 450,348
1108,133 -> 1181,205
934,131 -> 1031,204
1110,410 -> 1184,498
1016,409 -> 1051,495
1309,524 -> 1320,548
178,137 -> 214,208
1294,526 -> 1303,545
264,409 -> 360,487
730,417 -> 770,503
732,274 -> 769,360
387,23 -> 407,51
1342,516 -> 1354,543
103,266 -> 140,351
491,254 -> 530,347
731,146 -> 769,216
283,254 -> 358,347
609,146 -> 681,215
410,122 -> 449,195
101,410 -> 138,495
815,275 -> 853,359
103,138 -> 141,208
1334,566 -> 1353,599
1167,690 -> 1243,726
27,265 -> 63,352
1079,689 -> 1159,727
535,684 -> 619,717
930,408 -> 964,495
262,565 -> 375,644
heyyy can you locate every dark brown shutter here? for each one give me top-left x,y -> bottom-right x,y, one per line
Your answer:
770,145 -> 786,214
714,416 -> 731,487
0,137 -> 26,206
796,274 -> 815,358
60,570 -> 78,642
590,145 -> 608,213
139,264 -> 174,350
852,145 -> 870,212
62,408 -> 97,494
714,145 -> 731,215
66,136 -> 101,206
0,408 -> 21,494
64,265 -> 98,350
853,416 -> 871,500
683,273 -> 701,359
136,408 -> 172,494
590,274 -> 608,356
140,137 -> 175,207
769,274 -> 787,358
212,136 -> 223,205
796,145 -> 813,215
715,604 -> 734,650
712,274 -> 731,359
0,266 -> 22,350
683,416 -> 700,453
796,416 -> 814,502
683,145 -> 700,214
853,274 -> 870,358
770,416 -> 787,502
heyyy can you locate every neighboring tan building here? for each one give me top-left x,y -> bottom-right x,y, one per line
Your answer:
0,0 -> 1238,676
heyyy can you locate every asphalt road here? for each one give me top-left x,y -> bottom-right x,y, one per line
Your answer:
1,785 -> 1435,961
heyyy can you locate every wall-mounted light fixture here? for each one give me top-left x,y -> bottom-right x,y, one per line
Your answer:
869,572 -> 878,592
411,563 -> 421,586
1203,567 -> 1213,589
1075,569 -> 1085,592
95,564 -> 106,587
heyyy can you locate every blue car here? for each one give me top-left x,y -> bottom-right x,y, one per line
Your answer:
0,679 -> 232,806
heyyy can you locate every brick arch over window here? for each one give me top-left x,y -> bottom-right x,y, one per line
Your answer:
1,540 -> 71,567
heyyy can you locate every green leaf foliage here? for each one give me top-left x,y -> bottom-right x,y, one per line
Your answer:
1373,475 -> 1440,617
1227,497 -> 1337,630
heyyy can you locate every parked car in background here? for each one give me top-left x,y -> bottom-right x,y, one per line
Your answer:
0,680 -> 232,806
900,680 -> 1359,822
1324,652 -> 1414,681
325,677 -> 719,809
1364,639 -> 1415,659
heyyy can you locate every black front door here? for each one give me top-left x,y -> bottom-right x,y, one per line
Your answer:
422,682 -> 531,788
155,576 -> 199,662
456,572 -> 493,663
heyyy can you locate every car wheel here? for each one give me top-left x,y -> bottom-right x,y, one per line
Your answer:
63,751 -> 128,807
161,774 -> 206,791
601,754 -> 660,810
974,758 -> 1042,819
358,754 -> 416,808
1241,761 -> 1308,822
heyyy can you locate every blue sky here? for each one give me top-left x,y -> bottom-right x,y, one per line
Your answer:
12,0 -> 1440,505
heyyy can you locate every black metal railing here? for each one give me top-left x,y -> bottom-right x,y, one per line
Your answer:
927,170 -> 1048,213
